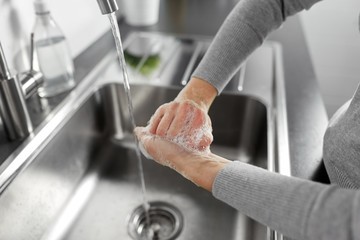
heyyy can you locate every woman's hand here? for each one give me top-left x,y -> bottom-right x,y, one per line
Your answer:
148,100 -> 213,151
134,77 -> 227,191
135,127 -> 231,191
147,77 -> 218,151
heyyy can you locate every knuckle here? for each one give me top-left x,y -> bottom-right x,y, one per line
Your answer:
156,127 -> 166,137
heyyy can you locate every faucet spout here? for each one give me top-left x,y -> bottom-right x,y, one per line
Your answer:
0,35 -> 43,140
96,0 -> 118,15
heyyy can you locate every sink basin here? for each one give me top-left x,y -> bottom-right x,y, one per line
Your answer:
0,32 -> 289,240
0,83 -> 268,240
68,84 -> 268,239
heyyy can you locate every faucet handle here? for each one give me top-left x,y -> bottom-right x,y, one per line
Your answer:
30,33 -> 35,72
19,33 -> 44,99
0,41 -> 33,140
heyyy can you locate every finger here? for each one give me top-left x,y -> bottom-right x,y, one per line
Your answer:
197,131 -> 213,151
140,133 -> 178,167
149,115 -> 163,135
206,114 -> 212,128
155,102 -> 178,137
135,129 -> 155,160
134,126 -> 147,140
192,108 -> 208,129
186,108 -> 208,136
156,112 -> 175,137
167,102 -> 189,139
187,121 -> 213,151
148,105 -> 166,134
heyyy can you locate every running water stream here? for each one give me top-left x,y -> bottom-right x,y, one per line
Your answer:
107,13 -> 154,238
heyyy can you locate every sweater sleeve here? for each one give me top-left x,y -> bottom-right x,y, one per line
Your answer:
192,0 -> 322,94
213,161 -> 360,240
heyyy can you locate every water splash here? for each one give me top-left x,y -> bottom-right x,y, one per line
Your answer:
107,13 -> 152,234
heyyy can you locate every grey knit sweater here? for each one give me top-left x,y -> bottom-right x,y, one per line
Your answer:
193,0 -> 360,239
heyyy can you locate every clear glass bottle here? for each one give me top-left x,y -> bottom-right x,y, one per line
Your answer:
33,0 -> 75,97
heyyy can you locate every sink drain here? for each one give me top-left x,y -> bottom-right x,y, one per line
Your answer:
128,201 -> 183,240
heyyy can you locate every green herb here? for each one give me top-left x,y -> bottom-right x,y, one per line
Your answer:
124,50 -> 160,76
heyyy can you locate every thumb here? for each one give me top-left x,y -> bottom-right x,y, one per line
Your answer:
134,126 -> 146,139
134,127 -> 188,168
134,127 -> 154,159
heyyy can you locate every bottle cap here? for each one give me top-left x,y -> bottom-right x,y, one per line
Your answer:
34,0 -> 50,14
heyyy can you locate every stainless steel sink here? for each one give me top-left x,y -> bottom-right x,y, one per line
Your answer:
0,32 -> 289,240
66,84 -> 268,240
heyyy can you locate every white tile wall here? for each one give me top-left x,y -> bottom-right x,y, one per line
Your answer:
301,0 -> 360,117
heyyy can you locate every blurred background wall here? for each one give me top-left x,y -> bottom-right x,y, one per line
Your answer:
0,0 -> 114,73
301,0 -> 360,117
1,0 -> 359,117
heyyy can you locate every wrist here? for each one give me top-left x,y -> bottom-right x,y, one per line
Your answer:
173,152 -> 230,191
176,77 -> 218,112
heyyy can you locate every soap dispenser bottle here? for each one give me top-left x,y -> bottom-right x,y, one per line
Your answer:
33,0 -> 75,97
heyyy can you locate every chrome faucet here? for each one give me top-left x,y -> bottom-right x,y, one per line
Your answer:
0,0 -> 117,141
0,34 -> 43,140
96,0 -> 118,15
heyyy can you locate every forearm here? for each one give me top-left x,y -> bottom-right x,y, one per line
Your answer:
172,151 -> 230,191
193,0 -> 322,93
136,132 -> 360,239
213,161 -> 360,239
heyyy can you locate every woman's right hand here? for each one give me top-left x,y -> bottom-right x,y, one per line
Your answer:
148,100 -> 213,151
147,77 -> 218,151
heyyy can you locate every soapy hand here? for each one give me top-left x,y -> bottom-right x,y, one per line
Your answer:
134,77 -> 227,191
148,100 -> 213,152
146,77 -> 218,152
134,127 -> 230,191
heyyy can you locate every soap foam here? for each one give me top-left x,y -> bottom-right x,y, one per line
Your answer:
139,138 -> 154,160
145,101 -> 213,154
138,127 -> 180,170
170,106 -> 213,153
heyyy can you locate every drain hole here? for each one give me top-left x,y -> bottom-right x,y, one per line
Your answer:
128,201 -> 183,240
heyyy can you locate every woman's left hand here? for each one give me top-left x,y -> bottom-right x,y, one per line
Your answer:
135,126 -> 231,191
